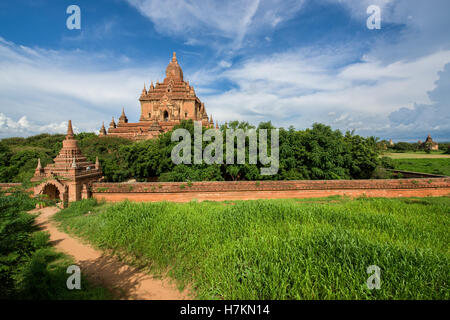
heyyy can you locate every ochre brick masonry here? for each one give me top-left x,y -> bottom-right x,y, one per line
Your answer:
91,178 -> 450,203
0,183 -> 22,193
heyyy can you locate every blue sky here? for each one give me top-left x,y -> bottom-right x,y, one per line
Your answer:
0,0 -> 449,141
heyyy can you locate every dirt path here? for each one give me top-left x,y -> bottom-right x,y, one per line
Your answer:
31,206 -> 190,300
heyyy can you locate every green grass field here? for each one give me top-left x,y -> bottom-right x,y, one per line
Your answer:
382,152 -> 450,159
53,196 -> 450,300
392,158 -> 450,176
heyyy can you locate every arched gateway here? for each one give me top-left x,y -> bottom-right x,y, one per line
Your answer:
31,120 -> 103,207
43,184 -> 59,199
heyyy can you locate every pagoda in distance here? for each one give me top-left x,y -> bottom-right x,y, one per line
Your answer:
100,52 -> 219,140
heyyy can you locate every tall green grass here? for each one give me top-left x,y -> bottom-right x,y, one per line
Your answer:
0,191 -> 111,299
53,196 -> 450,300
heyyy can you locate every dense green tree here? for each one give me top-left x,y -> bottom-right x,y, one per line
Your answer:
78,135 -> 132,182
1,121 -> 381,183
0,142 -> 14,182
393,142 -> 418,152
343,132 -> 379,179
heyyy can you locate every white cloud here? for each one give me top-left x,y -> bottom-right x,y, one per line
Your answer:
2,0 -> 450,142
201,48 -> 450,138
0,113 -> 71,138
1,35 -> 449,140
387,63 -> 450,140
325,0 -> 393,20
126,0 -> 306,50
0,38 -> 165,137
327,0 -> 450,63
218,60 -> 232,69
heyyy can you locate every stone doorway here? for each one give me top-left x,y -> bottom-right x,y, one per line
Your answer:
42,183 -> 61,201
163,111 -> 169,121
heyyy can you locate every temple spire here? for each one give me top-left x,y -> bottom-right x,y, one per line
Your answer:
165,52 -> 183,81
99,122 -> 106,136
67,120 -> 74,138
34,157 -> 44,175
109,117 -> 116,129
119,108 -> 128,124
141,83 -> 147,96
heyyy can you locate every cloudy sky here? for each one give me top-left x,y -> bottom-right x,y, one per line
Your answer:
0,0 -> 449,141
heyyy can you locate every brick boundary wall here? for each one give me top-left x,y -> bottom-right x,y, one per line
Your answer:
91,178 -> 450,203
0,183 -> 23,191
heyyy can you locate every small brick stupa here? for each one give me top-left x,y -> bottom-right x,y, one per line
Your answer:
32,120 -> 103,206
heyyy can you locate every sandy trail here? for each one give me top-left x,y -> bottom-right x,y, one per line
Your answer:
30,206 -> 189,300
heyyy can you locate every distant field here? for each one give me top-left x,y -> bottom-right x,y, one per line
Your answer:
391,158 -> 450,176
54,196 -> 450,300
383,152 -> 450,159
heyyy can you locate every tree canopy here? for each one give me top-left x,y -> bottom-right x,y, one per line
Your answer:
0,121 -> 381,183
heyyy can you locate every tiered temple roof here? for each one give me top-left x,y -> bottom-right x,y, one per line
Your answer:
33,120 -> 102,182
100,52 -> 217,141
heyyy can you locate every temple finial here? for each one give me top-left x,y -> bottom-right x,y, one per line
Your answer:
34,157 -> 44,176
172,52 -> 177,61
119,108 -> 128,124
109,117 -> 116,129
99,122 -> 107,136
67,120 -> 74,137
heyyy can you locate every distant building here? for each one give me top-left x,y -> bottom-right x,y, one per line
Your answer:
421,134 -> 439,151
389,139 -> 394,146
100,52 -> 217,140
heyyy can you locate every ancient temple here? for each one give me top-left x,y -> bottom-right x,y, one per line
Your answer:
32,120 -> 103,206
100,52 -> 218,140
421,134 -> 439,151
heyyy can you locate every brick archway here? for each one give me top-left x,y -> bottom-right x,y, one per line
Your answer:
43,184 -> 60,200
35,180 -> 67,202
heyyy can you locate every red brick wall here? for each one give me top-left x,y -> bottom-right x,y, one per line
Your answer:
0,183 -> 23,191
91,178 -> 450,203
